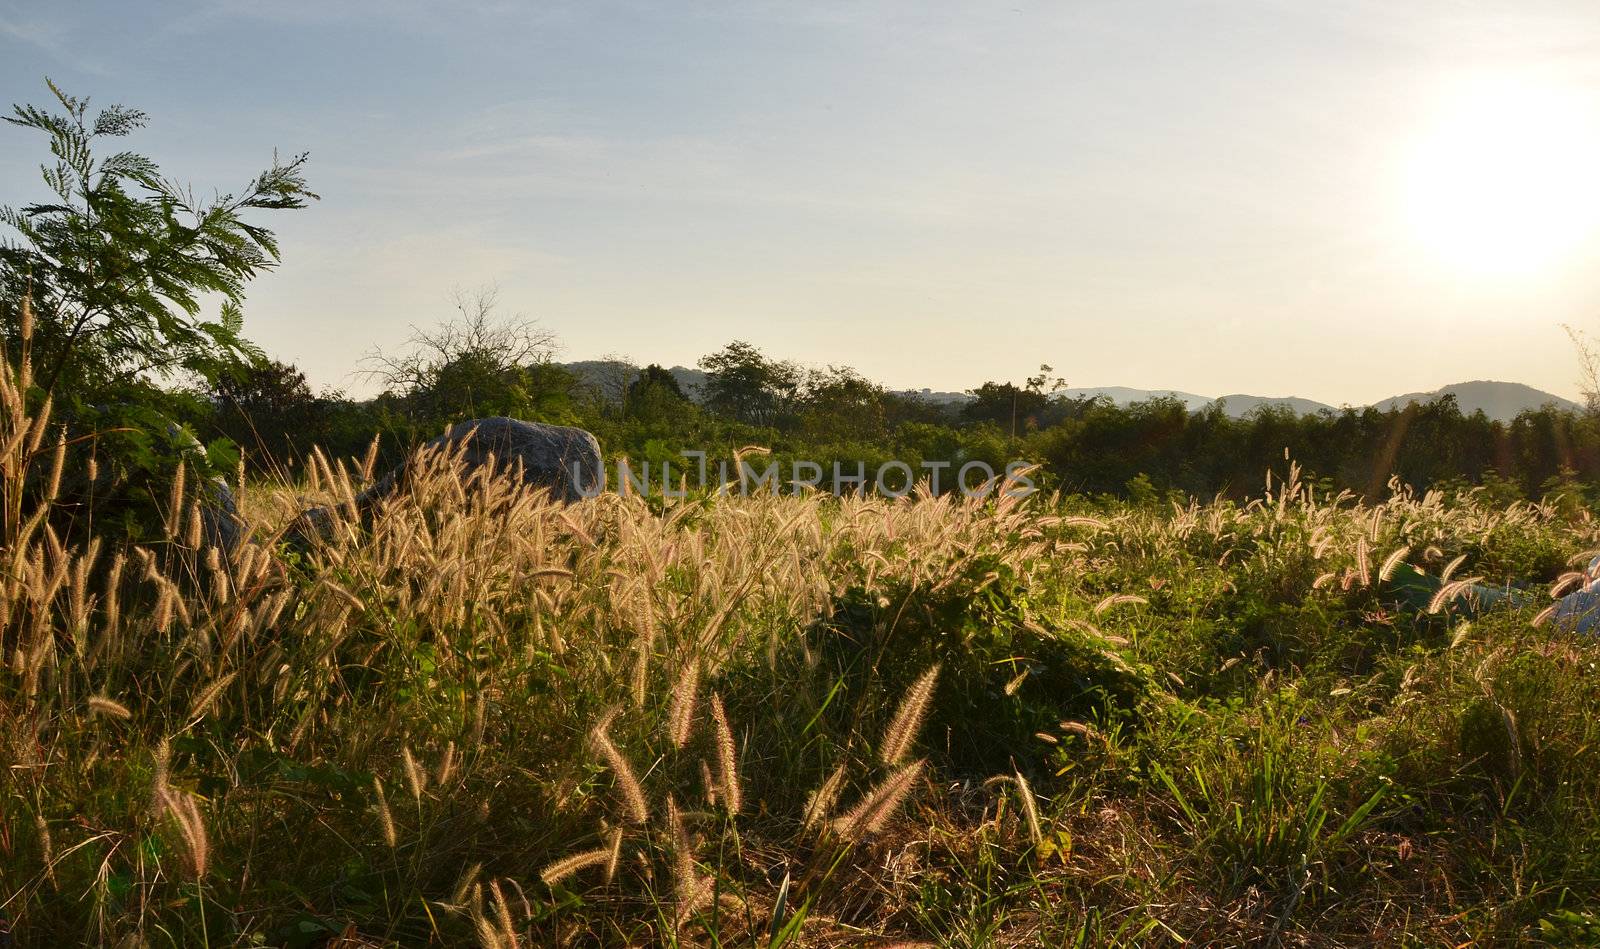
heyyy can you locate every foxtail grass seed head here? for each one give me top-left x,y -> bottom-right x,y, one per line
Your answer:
803,764 -> 848,833
710,692 -> 742,814
881,664 -> 940,765
187,671 -> 236,723
539,848 -> 610,887
184,502 -> 202,550
373,777 -> 397,849
88,695 -> 132,720
436,741 -> 458,787
451,862 -> 483,908
160,788 -> 210,878
165,463 -> 187,538
1379,545 -> 1411,583
832,759 -> 925,841
589,710 -> 649,824
35,814 -> 56,888
604,825 -> 624,882
402,746 -> 427,803
699,759 -> 718,807
1093,593 -> 1146,616
1012,770 -> 1043,845
667,659 -> 700,749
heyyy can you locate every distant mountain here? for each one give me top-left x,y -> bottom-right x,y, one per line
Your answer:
1058,386 -> 1213,411
1374,381 -> 1580,422
898,381 -> 1575,422
1212,394 -> 1336,416
667,366 -> 708,398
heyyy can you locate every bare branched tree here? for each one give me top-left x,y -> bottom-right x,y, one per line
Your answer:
1565,324 -> 1600,415
365,285 -> 564,422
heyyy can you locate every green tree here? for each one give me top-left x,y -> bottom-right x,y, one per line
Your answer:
367,286 -> 573,426
210,358 -> 325,470
799,365 -> 886,442
0,80 -> 316,401
625,364 -> 690,424
697,340 -> 799,427
962,366 -> 1065,435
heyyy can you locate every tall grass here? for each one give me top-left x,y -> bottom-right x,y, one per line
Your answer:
2,331 -> 1599,945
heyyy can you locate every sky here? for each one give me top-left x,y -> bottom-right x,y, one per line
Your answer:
4,0 -> 1600,405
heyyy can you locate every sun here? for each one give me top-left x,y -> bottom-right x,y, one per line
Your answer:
1399,76 -> 1600,280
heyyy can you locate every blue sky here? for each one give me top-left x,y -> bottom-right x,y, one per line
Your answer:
4,0 -> 1600,403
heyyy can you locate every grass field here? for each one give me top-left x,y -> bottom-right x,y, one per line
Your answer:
4,379 -> 1600,946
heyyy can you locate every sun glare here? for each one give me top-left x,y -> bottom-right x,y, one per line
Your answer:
1400,76 -> 1600,280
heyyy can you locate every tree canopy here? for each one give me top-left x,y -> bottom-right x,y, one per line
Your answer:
1,80 -> 316,402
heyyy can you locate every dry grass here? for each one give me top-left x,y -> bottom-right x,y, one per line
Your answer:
3,360 -> 1600,946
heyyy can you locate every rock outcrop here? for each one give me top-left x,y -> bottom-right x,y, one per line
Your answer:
293,418 -> 602,545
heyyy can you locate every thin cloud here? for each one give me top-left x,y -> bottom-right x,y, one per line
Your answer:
0,10 -> 110,74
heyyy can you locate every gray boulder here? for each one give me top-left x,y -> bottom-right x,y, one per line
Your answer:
293,418 -> 602,544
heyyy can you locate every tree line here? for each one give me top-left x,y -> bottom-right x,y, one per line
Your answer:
201,323 -> 1597,505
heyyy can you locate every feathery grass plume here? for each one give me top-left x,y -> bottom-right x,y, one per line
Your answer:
473,916 -> 505,949
372,776 -> 397,848
1355,536 -> 1371,587
1429,577 -> 1481,615
451,861 -> 484,907
1440,553 -> 1468,584
803,763 -> 849,833
880,664 -> 940,765
184,502 -> 203,550
630,640 -> 650,707
666,658 -> 700,749
666,794 -> 694,877
699,759 -> 718,807
832,759 -> 925,840
35,814 -> 57,888
436,741 -> 458,787
604,825 -> 624,882
589,708 -> 649,824
150,739 -> 172,819
490,879 -> 518,948
102,550 -> 125,638
402,746 -> 428,803
17,291 -> 33,383
674,873 -> 716,929
1378,545 -> 1412,583
186,671 -> 236,723
472,692 -> 488,752
360,433 -> 381,482
471,880 -> 520,949
88,695 -> 132,720
1011,770 -> 1043,845
1093,593 -> 1146,616
159,787 -> 210,878
710,692 -> 742,814
1550,571 -> 1584,598
1058,720 -> 1099,742
165,462 -> 187,538
539,848 -> 611,887
1312,571 -> 1336,590
43,430 -> 65,503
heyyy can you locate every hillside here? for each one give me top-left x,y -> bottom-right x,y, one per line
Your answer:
1374,380 -> 1582,421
